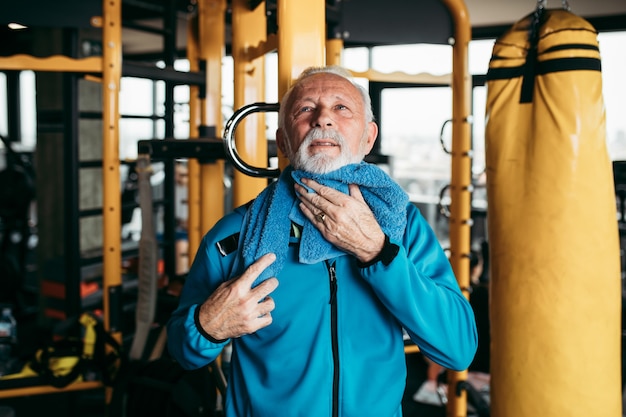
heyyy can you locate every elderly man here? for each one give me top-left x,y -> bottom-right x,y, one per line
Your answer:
167,65 -> 477,417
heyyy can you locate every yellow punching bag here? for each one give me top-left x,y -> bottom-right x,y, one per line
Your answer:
485,7 -> 621,417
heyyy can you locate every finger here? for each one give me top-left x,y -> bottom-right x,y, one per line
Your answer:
295,184 -> 336,223
237,252 -> 276,288
251,277 -> 279,301
294,183 -> 322,208
255,312 -> 273,330
299,178 -> 346,205
297,199 -> 314,218
294,185 -> 323,216
348,183 -> 365,202
298,202 -> 324,227
257,295 -> 276,317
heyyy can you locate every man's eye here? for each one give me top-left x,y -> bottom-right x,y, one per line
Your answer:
336,104 -> 348,110
299,106 -> 313,112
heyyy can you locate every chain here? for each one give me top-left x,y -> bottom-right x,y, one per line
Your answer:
537,0 -> 571,10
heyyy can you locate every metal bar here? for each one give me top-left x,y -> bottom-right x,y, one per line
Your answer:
326,38 -> 343,66
102,0 -> 123,339
232,0 -> 270,205
198,0 -> 226,233
276,0 -> 325,170
162,0 -> 178,285
121,61 -> 206,85
439,1 -> 472,416
122,21 -> 168,35
6,71 -> 21,143
223,102 -> 280,178
63,28 -> 81,318
0,55 -> 103,72
137,137 -> 225,161
186,13 -> 202,261
349,69 -> 452,85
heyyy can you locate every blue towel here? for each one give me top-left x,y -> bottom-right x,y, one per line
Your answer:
241,162 -> 409,284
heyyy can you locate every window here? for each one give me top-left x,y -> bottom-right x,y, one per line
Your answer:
342,31 -> 626,244
599,32 -> 626,161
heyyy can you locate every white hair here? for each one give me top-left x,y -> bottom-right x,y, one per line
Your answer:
276,65 -> 375,133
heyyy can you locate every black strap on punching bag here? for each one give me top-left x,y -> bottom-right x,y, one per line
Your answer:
519,4 -> 546,103
487,0 -> 602,104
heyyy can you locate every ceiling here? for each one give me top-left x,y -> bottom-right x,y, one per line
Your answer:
465,0 -> 626,26
1,0 -> 625,56
122,0 -> 626,55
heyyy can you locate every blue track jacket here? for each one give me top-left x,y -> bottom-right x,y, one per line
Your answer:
167,203 -> 477,417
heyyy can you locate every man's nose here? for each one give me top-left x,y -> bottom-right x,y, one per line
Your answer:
312,107 -> 333,127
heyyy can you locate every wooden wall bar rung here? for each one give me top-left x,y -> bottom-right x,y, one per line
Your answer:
0,55 -> 103,73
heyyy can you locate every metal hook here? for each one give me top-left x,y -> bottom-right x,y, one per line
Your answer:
439,119 -> 452,155
439,117 -> 473,155
438,184 -> 451,219
222,102 -> 281,178
537,0 -> 571,11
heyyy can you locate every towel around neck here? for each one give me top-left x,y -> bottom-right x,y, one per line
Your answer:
240,162 -> 409,284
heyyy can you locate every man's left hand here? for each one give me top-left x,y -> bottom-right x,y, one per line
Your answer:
295,178 -> 385,263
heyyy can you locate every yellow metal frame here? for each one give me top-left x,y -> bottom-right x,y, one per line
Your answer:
441,1 -> 472,416
101,0 -> 123,345
350,69 -> 451,85
226,0 -> 326,209
198,0 -> 227,235
0,0 -> 122,399
186,15 -> 202,260
0,55 -> 102,72
231,0 -> 268,206
276,0 -> 326,170
186,0 -> 228,260
326,38 -> 344,66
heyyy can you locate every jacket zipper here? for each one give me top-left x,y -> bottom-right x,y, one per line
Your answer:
326,260 -> 339,417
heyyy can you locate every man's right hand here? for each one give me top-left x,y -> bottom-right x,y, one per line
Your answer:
197,253 -> 279,341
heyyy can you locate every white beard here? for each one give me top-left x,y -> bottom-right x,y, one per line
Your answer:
290,128 -> 364,174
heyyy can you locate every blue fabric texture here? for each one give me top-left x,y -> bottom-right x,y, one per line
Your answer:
241,162 -> 409,282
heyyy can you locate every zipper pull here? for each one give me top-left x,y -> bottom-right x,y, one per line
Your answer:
329,262 -> 337,304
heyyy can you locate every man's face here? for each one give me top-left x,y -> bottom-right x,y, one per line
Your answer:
276,73 -> 378,173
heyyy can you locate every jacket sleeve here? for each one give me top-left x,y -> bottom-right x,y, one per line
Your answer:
166,211 -> 243,370
359,203 -> 478,371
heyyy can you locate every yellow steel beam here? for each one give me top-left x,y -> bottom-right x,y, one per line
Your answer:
198,0 -> 226,232
231,0 -> 268,206
440,1 -> 472,416
276,0 -> 326,170
101,0 -> 122,335
326,38 -> 343,66
186,14 -> 202,261
101,0 -> 122,406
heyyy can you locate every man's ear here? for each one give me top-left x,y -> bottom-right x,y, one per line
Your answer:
276,128 -> 287,155
362,121 -> 379,154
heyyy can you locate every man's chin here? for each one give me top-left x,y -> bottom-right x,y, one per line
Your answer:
292,150 -> 362,174
296,159 -> 343,174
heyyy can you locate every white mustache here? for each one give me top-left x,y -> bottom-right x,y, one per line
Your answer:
302,128 -> 346,146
